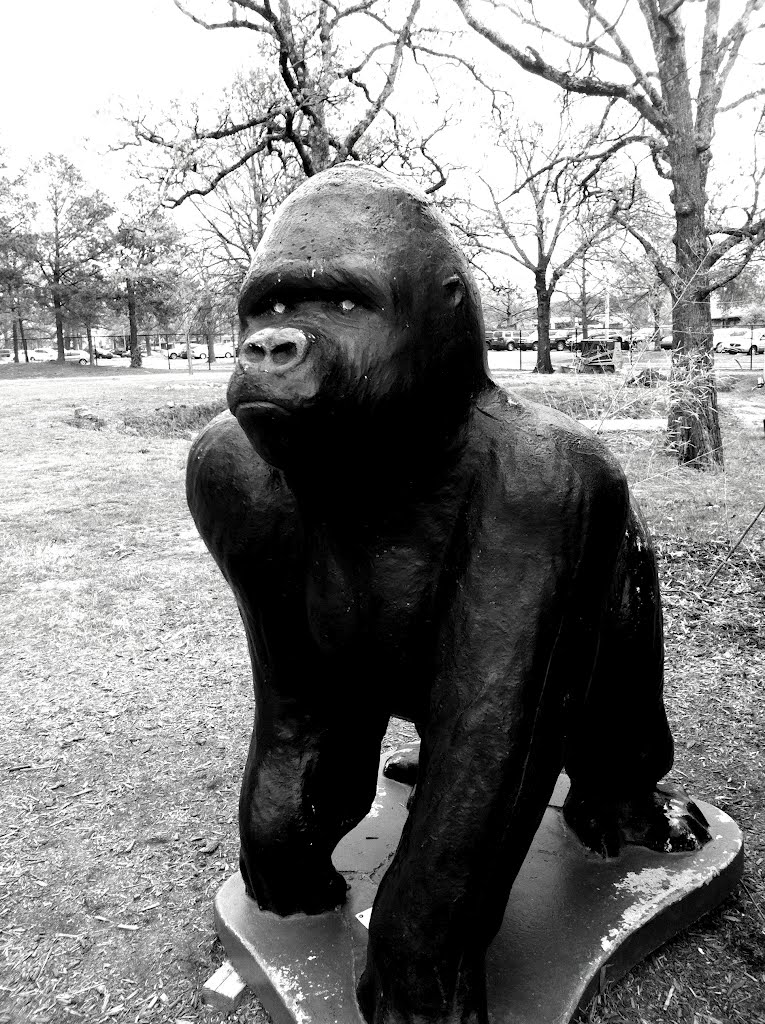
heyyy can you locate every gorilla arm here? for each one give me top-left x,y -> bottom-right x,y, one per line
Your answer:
358,444 -> 630,1024
187,412 -> 390,915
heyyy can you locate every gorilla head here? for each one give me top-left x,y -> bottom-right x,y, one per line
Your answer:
227,164 -> 489,470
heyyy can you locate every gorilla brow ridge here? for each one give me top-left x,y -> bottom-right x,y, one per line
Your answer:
240,263 -> 391,318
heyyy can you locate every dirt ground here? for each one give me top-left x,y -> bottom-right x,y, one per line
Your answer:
0,365 -> 762,1024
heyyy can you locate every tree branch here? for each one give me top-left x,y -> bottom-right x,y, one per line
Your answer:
612,207 -> 675,292
451,0 -> 669,133
172,0 -> 270,32
338,0 -> 421,159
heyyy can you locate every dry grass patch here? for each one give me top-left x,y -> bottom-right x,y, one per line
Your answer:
0,371 -> 762,1024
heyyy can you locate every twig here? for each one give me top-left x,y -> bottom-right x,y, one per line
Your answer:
740,879 -> 765,926
703,499 -> 765,590
35,938 -> 56,979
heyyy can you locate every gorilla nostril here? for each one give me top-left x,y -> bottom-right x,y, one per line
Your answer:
243,341 -> 266,363
271,342 -> 298,366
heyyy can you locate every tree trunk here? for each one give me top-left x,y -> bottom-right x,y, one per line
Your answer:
580,258 -> 590,341
207,330 -> 215,364
17,315 -> 28,362
87,324 -> 94,365
658,16 -> 722,468
668,293 -> 721,467
11,318 -> 19,363
186,326 -> 194,376
53,287 -> 65,361
534,272 -> 554,374
126,276 -> 142,368
650,298 -> 662,340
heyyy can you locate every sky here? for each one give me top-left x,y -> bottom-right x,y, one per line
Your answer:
3,1 -> 760,184
1,0 -> 257,190
3,0 -> 762,305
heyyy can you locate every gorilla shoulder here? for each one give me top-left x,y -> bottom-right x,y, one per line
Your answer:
476,387 -> 629,526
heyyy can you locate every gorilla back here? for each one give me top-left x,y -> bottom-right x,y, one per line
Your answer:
187,164 -> 709,1024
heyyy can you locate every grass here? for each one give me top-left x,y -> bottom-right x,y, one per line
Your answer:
121,402 -> 228,439
0,366 -> 763,1024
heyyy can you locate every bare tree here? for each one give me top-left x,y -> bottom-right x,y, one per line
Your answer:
30,156 -> 113,362
0,164 -> 37,363
459,111 -> 615,372
126,0 -> 422,206
177,73 -> 302,290
452,0 -> 765,465
114,198 -> 182,367
605,186 -> 675,337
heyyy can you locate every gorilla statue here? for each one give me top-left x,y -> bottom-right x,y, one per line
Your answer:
187,164 -> 709,1024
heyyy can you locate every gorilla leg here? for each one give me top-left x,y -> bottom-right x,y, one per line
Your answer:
359,680 -> 567,1024
564,506 -> 709,856
239,693 -> 390,915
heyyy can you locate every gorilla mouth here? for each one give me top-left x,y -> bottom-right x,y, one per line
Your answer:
236,400 -> 289,413
233,399 -> 294,424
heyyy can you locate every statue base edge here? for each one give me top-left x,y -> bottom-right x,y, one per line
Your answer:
213,765 -> 743,1024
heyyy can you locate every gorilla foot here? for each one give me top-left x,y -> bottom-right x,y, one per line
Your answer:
240,850 -> 349,915
382,744 -> 420,786
564,782 -> 711,858
357,952 -> 487,1024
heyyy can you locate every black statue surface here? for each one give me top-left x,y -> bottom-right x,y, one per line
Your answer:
187,164 -> 710,1024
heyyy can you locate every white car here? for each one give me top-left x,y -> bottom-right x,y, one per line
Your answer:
64,350 -> 90,364
712,327 -> 759,354
168,343 -> 207,360
724,333 -> 764,356
729,335 -> 761,356
215,337 -> 237,358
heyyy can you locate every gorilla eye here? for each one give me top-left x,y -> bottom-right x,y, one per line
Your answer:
339,299 -> 356,312
272,301 -> 287,315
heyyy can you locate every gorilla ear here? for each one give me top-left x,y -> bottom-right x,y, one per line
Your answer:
442,274 -> 465,309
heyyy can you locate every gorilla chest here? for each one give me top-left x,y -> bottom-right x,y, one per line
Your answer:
304,532 -> 436,657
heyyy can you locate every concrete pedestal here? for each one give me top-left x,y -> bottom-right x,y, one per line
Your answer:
214,766 -> 743,1024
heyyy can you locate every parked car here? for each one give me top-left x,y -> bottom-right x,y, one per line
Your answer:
718,329 -> 764,356
93,346 -> 114,359
215,337 -> 237,358
0,347 -> 13,361
167,343 -> 207,359
513,330 -> 568,351
64,350 -> 89,365
550,330 -> 570,351
713,327 -> 745,352
485,330 -> 516,351
29,347 -> 57,361
628,326 -> 671,350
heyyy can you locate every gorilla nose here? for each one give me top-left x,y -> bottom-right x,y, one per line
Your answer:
239,328 -> 311,374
